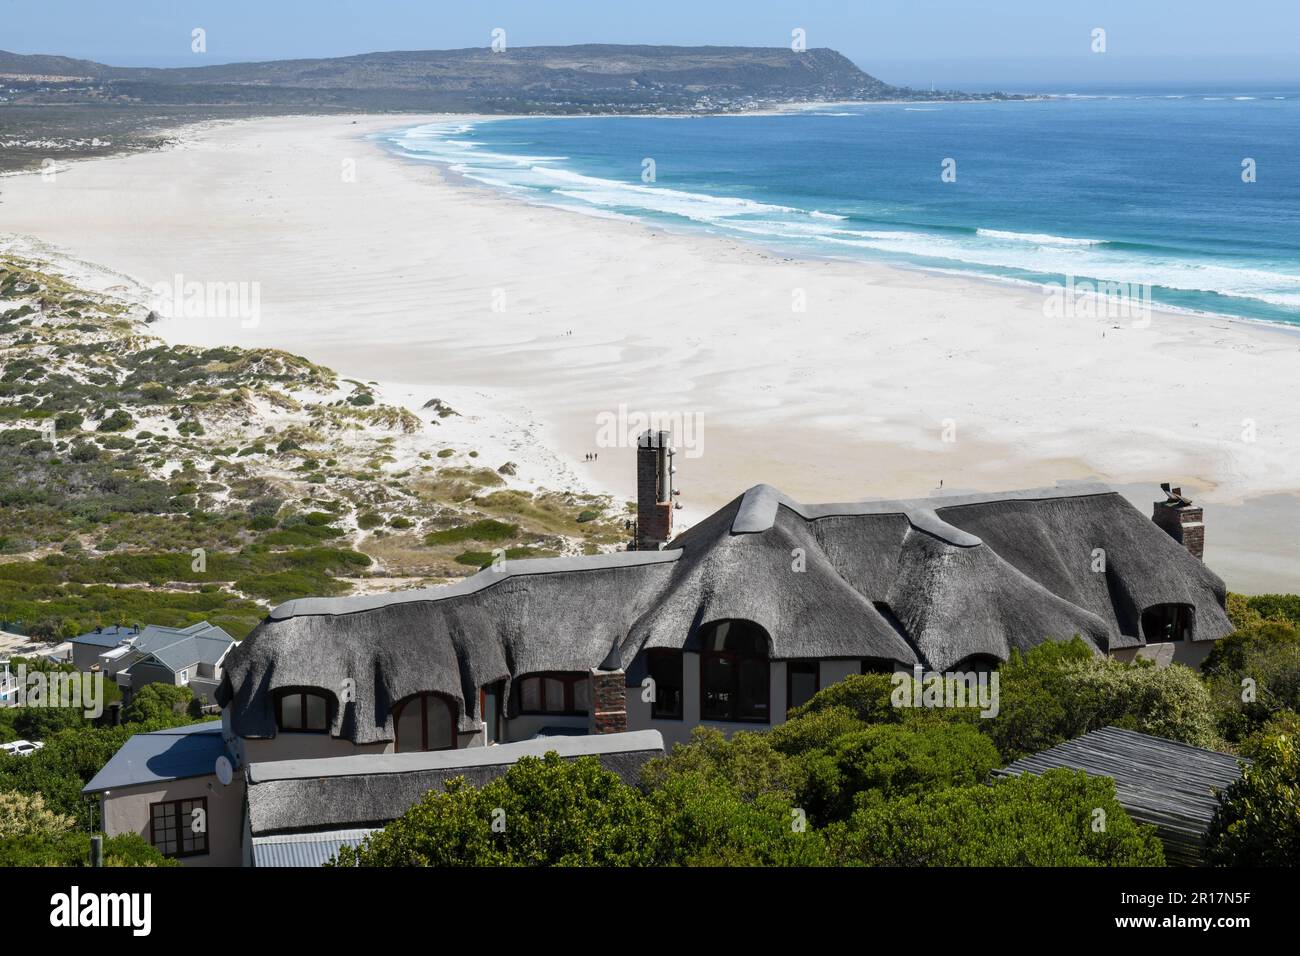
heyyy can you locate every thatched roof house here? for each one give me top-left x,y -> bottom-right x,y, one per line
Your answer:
216,482 -> 1232,748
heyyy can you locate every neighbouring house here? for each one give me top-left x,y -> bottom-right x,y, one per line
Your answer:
85,433 -> 1234,864
995,726 -> 1246,866
70,624 -> 141,673
83,722 -> 241,867
71,622 -> 235,705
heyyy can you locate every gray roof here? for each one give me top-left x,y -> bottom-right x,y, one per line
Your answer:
125,622 -> 234,675
82,721 -> 229,793
217,483 -> 1231,745
251,829 -> 378,867
995,726 -> 1245,866
245,730 -> 664,836
70,625 -> 138,648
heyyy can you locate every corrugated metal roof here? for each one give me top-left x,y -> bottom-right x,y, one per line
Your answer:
82,721 -> 230,793
995,726 -> 1245,866
251,829 -> 378,867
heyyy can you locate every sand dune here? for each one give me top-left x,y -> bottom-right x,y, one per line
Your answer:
2,113 -> 1298,590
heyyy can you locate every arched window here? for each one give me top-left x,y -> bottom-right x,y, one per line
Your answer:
275,690 -> 330,733
699,620 -> 770,723
393,693 -> 457,753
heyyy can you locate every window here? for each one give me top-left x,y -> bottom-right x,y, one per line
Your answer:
393,692 -> 456,752
699,620 -> 770,723
647,649 -> 683,719
149,797 -> 208,858
786,661 -> 820,714
275,690 -> 330,733
860,658 -> 896,675
514,673 -> 590,715
1141,603 -> 1194,643
480,682 -> 504,744
179,669 -> 189,684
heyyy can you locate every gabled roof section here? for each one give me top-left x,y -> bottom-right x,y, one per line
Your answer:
126,622 -> 235,674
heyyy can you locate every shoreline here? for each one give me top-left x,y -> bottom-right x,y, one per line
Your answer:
2,112 -> 1299,591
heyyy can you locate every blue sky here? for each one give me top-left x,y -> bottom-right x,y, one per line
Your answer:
4,0 -> 1298,90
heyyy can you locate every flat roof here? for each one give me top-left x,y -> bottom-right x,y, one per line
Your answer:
82,721 -> 229,793
246,729 -> 665,784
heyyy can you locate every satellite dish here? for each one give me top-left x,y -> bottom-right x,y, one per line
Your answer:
214,755 -> 233,786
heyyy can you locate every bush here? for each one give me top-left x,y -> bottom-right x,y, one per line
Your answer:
333,753 -> 661,866
1207,733 -> 1299,866
829,768 -> 1165,866
1203,621 -> 1300,744
96,409 -> 133,432
424,519 -> 518,546
123,683 -> 195,725
356,512 -> 384,530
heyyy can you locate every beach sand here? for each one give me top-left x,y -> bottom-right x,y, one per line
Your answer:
2,113 -> 1298,591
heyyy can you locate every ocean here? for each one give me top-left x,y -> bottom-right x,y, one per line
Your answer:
377,94 -> 1300,326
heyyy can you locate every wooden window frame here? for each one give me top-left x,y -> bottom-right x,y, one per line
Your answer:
149,797 -> 209,859
699,623 -> 770,725
646,649 -> 684,720
479,681 -> 504,743
785,660 -> 820,715
393,692 -> 457,752
274,689 -> 330,733
513,672 -> 589,716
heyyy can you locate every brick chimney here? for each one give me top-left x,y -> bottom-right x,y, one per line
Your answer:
635,429 -> 674,550
588,642 -> 627,735
1152,483 -> 1204,560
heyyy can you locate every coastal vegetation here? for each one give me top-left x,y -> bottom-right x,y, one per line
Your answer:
0,256 -> 628,639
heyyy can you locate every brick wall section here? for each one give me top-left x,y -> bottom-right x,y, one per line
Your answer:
1152,502 -> 1205,560
635,432 -> 673,549
588,668 -> 628,735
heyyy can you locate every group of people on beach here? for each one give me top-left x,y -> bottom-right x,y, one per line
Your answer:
584,452 -> 599,461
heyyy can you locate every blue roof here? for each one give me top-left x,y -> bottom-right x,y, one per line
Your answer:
82,721 -> 230,793
70,625 -> 139,648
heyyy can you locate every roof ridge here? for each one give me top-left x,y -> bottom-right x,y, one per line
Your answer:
268,548 -> 682,621
730,481 -> 1119,543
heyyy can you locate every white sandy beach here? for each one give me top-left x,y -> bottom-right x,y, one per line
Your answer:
2,113 -> 1298,591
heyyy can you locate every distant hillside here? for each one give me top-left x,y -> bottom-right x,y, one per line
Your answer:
0,45 -> 1007,112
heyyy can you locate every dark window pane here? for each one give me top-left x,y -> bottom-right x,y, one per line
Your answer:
520,678 -> 540,712
280,693 -> 302,730
788,663 -> 818,711
543,678 -> 566,713
649,652 -> 683,718
305,693 -> 328,731
737,658 -> 770,721
701,655 -> 735,720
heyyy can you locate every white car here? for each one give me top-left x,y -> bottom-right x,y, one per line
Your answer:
0,739 -> 43,757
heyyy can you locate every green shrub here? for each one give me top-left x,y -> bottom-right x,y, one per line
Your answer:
425,519 -> 519,546
829,768 -> 1165,866
1207,733 -> 1299,866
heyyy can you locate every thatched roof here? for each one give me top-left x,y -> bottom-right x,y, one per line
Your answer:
217,483 -> 1231,744
245,730 -> 665,836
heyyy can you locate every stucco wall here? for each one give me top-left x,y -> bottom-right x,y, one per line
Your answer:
100,772 -> 245,868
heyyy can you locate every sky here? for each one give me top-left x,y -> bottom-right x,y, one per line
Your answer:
3,0 -> 1299,92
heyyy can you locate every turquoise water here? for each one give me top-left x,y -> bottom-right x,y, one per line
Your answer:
377,95 -> 1300,325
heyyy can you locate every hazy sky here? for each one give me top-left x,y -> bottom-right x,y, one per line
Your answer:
4,0 -> 1299,91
